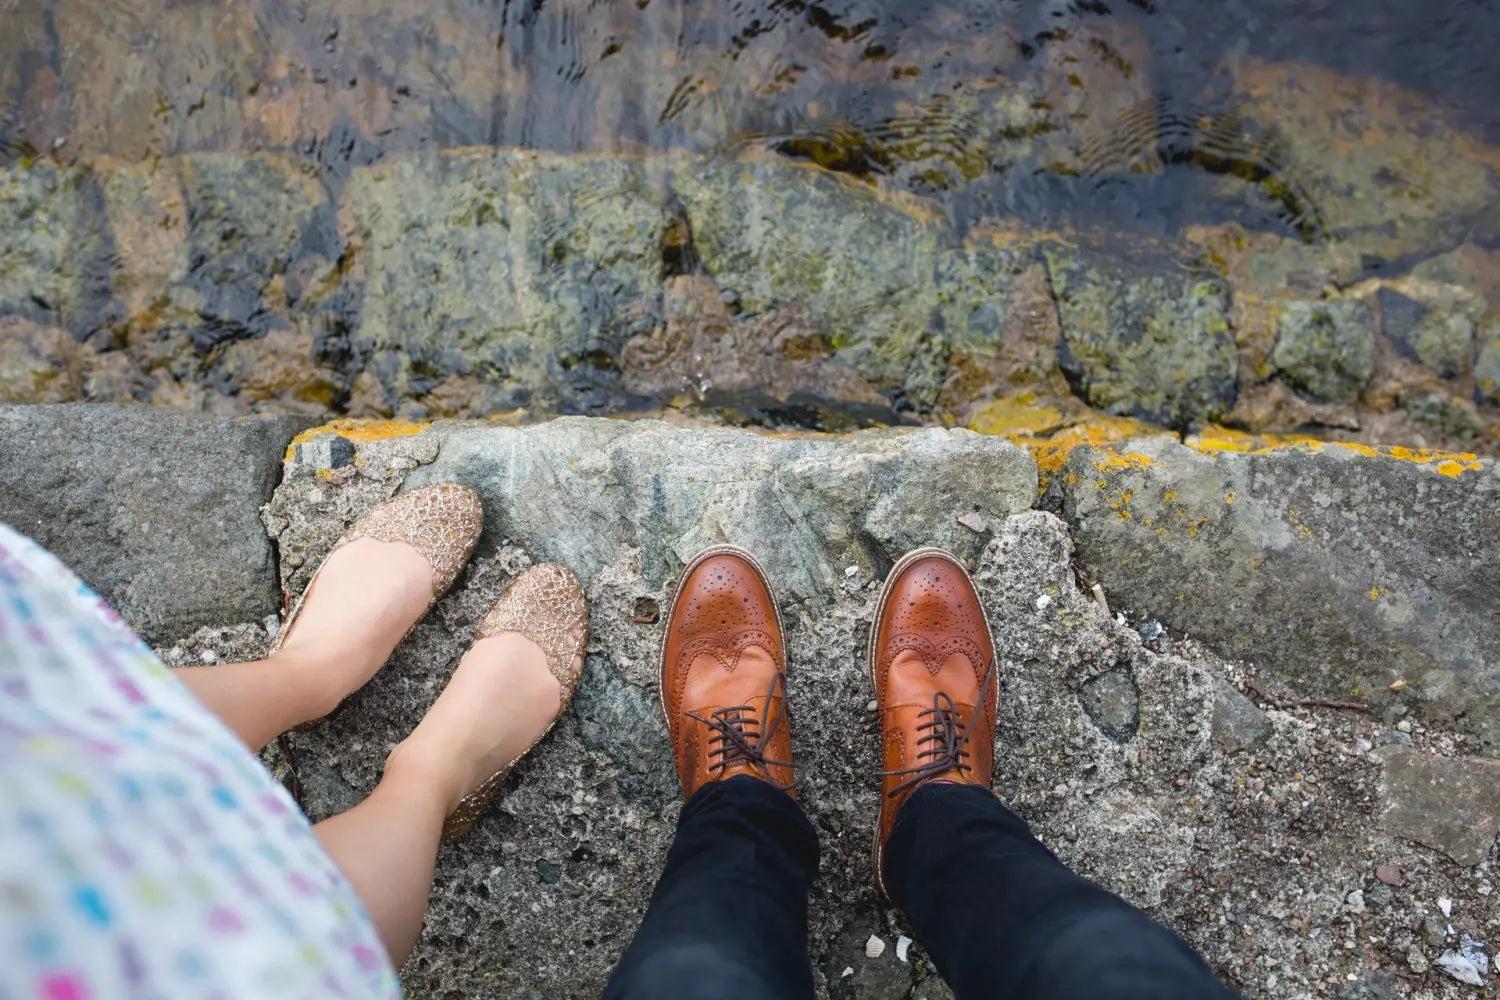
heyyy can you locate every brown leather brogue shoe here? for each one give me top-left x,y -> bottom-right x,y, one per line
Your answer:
870,547 -> 997,894
660,545 -> 796,799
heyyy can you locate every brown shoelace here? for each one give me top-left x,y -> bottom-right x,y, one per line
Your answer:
685,670 -> 798,792
881,662 -> 996,798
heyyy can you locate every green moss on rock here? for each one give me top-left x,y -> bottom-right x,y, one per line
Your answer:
0,160 -> 107,333
1270,299 -> 1375,403
345,149 -> 667,410
1049,248 -> 1237,429
672,158 -> 947,393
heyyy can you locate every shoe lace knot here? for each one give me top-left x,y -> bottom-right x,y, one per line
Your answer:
685,671 -> 798,792
880,663 -> 995,798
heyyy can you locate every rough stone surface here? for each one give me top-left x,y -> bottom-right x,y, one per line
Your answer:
1059,437 -> 1500,749
1048,249 -> 1237,430
1077,666 -> 1140,742
229,419 -> 1500,998
371,420 -> 1036,607
1377,747 -> 1500,866
1210,676 -> 1273,753
343,150 -> 669,414
0,404 -> 310,642
1270,299 -> 1377,404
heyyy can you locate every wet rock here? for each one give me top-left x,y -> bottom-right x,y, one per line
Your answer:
1048,248 -> 1237,430
343,149 -> 667,413
673,156 -> 946,401
180,153 -> 335,344
1078,667 -> 1140,742
1270,299 -> 1376,404
1376,747 -> 1500,866
0,317 -> 85,404
1376,285 -> 1477,379
1228,57 -> 1500,260
1210,677 -> 1272,753
936,252 -> 1070,420
1059,436 -> 1500,747
364,419 -> 1037,605
1476,320 -> 1500,406
217,328 -> 343,414
0,404 -> 311,642
54,0 -> 260,161
0,159 -> 107,333
95,157 -> 191,325
1399,389 -> 1486,440
619,275 -> 896,428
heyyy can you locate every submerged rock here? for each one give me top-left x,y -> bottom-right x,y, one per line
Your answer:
1228,57 -> 1500,260
0,159 -> 106,333
1269,299 -> 1376,404
1048,246 -> 1237,430
672,156 -> 947,401
343,149 -> 669,414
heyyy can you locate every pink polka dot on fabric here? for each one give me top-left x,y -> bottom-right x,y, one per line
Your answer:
39,972 -> 90,1000
207,907 -> 244,934
351,944 -> 385,973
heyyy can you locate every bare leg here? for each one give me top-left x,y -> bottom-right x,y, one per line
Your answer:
313,631 -> 562,965
174,538 -> 435,750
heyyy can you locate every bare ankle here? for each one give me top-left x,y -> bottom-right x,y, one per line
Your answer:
384,734 -> 467,816
263,645 -> 349,722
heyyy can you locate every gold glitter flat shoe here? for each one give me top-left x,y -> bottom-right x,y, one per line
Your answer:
272,483 -> 483,798
442,563 -> 589,842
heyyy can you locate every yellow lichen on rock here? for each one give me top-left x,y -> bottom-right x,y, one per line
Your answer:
284,418 -> 432,460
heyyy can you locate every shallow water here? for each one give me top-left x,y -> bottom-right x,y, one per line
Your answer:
2,0 -> 1499,442
6,0 -> 1497,235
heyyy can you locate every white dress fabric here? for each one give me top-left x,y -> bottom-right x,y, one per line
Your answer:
0,523 -> 402,999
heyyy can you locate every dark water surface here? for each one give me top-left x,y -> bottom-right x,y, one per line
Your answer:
6,0 -> 1498,239
2,0 -> 1499,439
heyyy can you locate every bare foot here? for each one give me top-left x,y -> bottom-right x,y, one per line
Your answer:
385,631 -> 565,814
271,537 -> 437,718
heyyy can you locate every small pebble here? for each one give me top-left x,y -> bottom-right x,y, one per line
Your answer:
1035,594 -> 1052,610
1396,719 -> 1413,733
1374,863 -> 1403,886
845,565 -> 859,578
1051,784 -> 1068,799
200,649 -> 218,665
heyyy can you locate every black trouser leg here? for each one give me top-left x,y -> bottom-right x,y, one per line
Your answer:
602,775 -> 819,1000
884,783 -> 1239,1000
